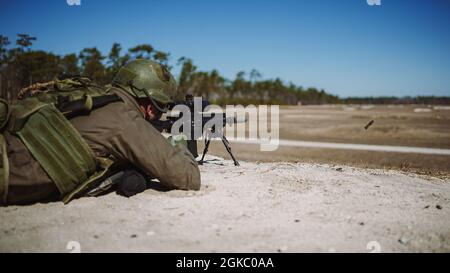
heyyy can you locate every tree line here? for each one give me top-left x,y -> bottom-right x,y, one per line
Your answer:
0,34 -> 448,105
0,33 -> 338,105
342,96 -> 450,105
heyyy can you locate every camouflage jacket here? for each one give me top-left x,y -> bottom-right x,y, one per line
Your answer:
3,87 -> 201,205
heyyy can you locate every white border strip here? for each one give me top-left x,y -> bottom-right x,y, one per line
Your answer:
162,133 -> 450,155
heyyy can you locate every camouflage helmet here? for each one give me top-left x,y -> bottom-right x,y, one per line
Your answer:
113,59 -> 176,112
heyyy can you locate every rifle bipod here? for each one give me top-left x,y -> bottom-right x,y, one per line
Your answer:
198,133 -> 240,166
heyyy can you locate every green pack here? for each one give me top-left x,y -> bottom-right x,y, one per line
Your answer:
5,77 -> 120,203
17,77 -> 118,117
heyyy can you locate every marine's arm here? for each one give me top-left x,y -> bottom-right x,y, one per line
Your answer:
107,116 -> 201,190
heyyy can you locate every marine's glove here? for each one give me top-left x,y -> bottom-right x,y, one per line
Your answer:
167,134 -> 188,149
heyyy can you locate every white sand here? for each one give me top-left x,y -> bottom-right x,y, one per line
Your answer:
0,155 -> 449,253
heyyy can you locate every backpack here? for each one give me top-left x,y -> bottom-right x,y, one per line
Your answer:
1,77 -> 122,204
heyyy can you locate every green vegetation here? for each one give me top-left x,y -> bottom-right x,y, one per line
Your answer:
1,34 -> 448,105
0,34 -> 337,105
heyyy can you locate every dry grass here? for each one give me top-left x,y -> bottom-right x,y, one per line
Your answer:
203,104 -> 450,177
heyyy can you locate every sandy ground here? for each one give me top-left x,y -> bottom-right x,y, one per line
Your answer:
1,155 -> 449,253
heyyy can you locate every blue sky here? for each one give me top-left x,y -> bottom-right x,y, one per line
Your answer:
1,0 -> 450,97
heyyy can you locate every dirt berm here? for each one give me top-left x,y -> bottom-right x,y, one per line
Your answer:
0,156 -> 449,252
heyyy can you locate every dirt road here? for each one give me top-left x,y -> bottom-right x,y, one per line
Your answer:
0,155 -> 449,253
224,138 -> 450,155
